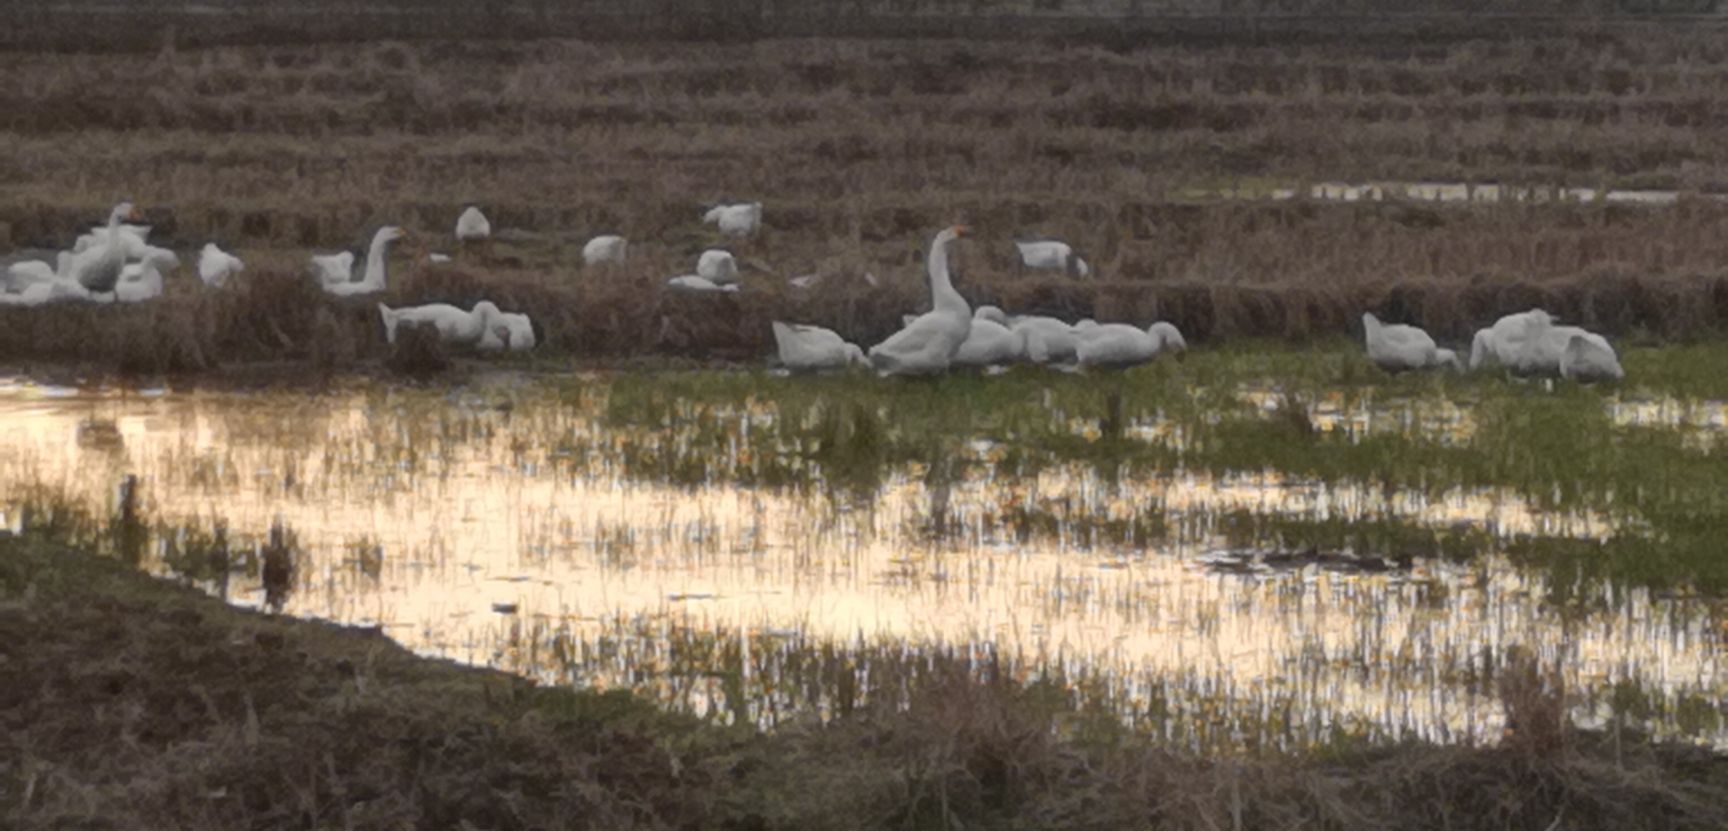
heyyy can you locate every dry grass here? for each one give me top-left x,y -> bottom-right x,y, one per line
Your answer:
6,29 -> 1728,368
4,533 -> 1725,830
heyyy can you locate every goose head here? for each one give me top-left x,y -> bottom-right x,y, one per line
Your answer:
110,202 -> 142,225
974,305 -> 1009,326
1148,321 -> 1187,352
373,226 -> 409,246
935,224 -> 970,247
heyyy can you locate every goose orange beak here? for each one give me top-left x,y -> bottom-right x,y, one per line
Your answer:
951,225 -> 971,237
126,206 -> 144,221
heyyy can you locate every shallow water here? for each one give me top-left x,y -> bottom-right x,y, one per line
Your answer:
1187,179 -> 1721,206
2,370 -> 1723,751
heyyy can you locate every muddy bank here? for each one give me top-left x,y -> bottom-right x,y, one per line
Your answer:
3,533 -> 1725,829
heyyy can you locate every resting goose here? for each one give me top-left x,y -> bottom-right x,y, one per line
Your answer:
316,226 -> 408,296
1014,240 -> 1090,278
952,307 -> 1026,368
455,206 -> 491,242
1511,310 -> 1619,379
703,202 -> 762,237
1362,312 -> 1439,372
1560,333 -> 1624,382
112,248 -> 180,303
696,249 -> 739,285
377,300 -> 508,348
666,275 -> 739,293
1469,309 -> 1547,370
1008,315 -> 1081,365
1075,321 -> 1186,369
198,243 -> 244,288
771,321 -> 867,372
477,312 -> 537,353
867,226 -> 972,376
583,235 -> 627,265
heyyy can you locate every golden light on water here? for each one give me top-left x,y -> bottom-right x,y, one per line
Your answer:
2,376 -> 1723,749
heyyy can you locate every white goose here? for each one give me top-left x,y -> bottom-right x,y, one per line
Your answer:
1076,321 -> 1186,369
477,312 -> 537,353
1009,315 -> 1082,365
73,222 -> 150,257
696,249 -> 739,285
455,206 -> 491,242
1362,312 -> 1439,372
867,225 -> 972,376
666,275 -> 739,293
1469,309 -> 1546,370
1561,333 -> 1624,382
771,321 -> 867,372
1511,310 -> 1619,379
953,306 -> 1026,368
703,202 -> 762,237
198,243 -> 244,288
316,227 -> 408,296
4,260 -> 57,293
583,235 -> 628,266
1015,239 -> 1090,278
0,275 -> 89,307
377,300 -> 508,348
69,202 -> 143,296
112,248 -> 180,303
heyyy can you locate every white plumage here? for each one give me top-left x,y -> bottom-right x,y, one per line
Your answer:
771,322 -> 867,372
455,206 -> 491,242
583,235 -> 628,266
868,226 -> 972,376
703,202 -> 762,237
197,243 -> 244,288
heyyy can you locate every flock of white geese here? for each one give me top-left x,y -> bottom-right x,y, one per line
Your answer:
0,200 -> 1624,381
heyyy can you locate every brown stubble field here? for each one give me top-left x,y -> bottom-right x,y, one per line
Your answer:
5,23 -> 1728,370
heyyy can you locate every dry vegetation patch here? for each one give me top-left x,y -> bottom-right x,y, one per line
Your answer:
5,29 -> 1728,369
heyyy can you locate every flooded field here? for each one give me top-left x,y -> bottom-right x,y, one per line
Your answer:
4,348 -> 1726,753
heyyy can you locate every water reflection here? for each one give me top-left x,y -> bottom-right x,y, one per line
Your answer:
0,375 -> 1722,751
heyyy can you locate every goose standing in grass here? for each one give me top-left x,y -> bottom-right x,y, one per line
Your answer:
68,202 -> 143,297
953,306 -> 1026,368
696,249 -> 740,285
377,300 -> 509,348
197,243 -> 244,288
868,225 -> 972,376
1009,314 -> 1082,365
771,321 -> 867,372
455,206 -> 491,242
1076,321 -> 1186,369
1561,333 -> 1624,382
666,275 -> 739,293
703,202 -> 762,237
1362,312 -> 1439,372
316,226 -> 408,297
583,235 -> 627,266
1014,239 -> 1090,278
